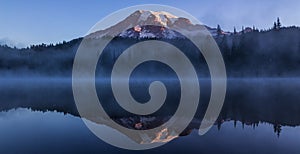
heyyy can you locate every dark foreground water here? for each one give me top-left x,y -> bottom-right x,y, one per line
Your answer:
1,78 -> 300,153
0,108 -> 299,154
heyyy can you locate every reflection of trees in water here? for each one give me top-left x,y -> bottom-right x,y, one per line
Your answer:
0,79 -> 299,138
215,118 -> 282,137
273,124 -> 282,137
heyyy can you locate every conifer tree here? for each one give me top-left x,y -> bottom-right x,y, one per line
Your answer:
217,24 -> 222,36
277,17 -> 281,29
273,22 -> 277,30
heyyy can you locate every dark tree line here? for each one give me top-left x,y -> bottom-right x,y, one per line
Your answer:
0,24 -> 300,77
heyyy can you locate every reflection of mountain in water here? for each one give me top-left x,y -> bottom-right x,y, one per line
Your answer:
2,108 -> 300,154
1,78 -> 300,138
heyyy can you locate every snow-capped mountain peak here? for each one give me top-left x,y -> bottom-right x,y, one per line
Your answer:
87,10 -> 220,39
137,10 -> 179,27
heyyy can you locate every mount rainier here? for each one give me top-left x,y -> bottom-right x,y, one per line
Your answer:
87,10 -> 221,39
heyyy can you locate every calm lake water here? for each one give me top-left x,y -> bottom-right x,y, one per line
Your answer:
1,78 -> 300,153
0,108 -> 300,154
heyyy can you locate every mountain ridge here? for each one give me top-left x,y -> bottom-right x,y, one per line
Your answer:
87,10 -> 221,39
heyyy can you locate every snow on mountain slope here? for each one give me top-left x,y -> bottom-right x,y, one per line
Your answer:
137,10 -> 178,26
119,25 -> 184,39
87,10 -> 223,39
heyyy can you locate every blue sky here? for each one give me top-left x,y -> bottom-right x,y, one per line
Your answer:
1,0 -> 299,47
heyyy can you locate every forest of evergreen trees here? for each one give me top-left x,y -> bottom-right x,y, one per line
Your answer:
0,23 -> 299,77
